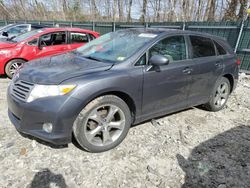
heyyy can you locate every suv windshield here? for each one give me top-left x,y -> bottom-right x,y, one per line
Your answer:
11,29 -> 44,43
75,30 -> 157,63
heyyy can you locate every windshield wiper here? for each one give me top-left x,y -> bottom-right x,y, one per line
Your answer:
7,36 -> 17,42
83,56 -> 102,62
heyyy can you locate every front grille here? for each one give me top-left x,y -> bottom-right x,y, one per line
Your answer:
11,80 -> 34,102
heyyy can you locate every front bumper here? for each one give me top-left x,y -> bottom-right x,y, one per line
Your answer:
7,87 -> 83,145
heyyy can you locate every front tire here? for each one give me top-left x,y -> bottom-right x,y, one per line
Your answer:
73,95 -> 131,153
204,77 -> 230,112
5,59 -> 25,79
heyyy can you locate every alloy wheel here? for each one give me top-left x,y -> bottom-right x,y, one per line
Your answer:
9,61 -> 23,76
214,82 -> 229,108
84,104 -> 126,147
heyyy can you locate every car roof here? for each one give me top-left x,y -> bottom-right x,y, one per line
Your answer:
42,27 -> 98,34
122,28 -> 226,41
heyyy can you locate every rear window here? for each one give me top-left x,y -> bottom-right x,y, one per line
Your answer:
70,32 -> 88,43
214,41 -> 227,55
190,36 -> 216,58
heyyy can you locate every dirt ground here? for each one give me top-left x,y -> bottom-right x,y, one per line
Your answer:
0,74 -> 249,188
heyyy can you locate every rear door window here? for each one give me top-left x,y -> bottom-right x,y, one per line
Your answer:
190,36 -> 216,58
70,32 -> 89,44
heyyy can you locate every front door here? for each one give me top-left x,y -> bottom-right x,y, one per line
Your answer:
142,35 -> 191,118
36,31 -> 70,58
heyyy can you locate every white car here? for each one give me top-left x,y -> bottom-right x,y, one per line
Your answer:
0,23 -> 46,39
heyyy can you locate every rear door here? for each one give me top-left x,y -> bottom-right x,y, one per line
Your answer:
187,35 -> 223,106
68,32 -> 90,50
142,35 -> 192,118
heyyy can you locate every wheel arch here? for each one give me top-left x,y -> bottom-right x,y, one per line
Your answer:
82,90 -> 137,124
222,74 -> 234,93
4,58 -> 28,74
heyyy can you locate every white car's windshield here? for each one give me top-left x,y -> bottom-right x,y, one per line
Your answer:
11,29 -> 45,43
75,30 -> 158,63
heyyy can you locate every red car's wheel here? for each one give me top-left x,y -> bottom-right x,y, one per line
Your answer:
5,59 -> 25,79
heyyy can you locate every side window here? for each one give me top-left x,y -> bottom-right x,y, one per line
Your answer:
214,41 -> 227,55
135,54 -> 146,66
149,36 -> 187,62
190,36 -> 216,58
27,38 -> 38,46
70,32 -> 88,43
40,32 -> 66,46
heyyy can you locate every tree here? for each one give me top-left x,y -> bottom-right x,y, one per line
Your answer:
127,0 -> 133,22
141,0 -> 148,22
223,0 -> 238,21
238,0 -> 248,19
118,0 -> 124,21
207,0 -> 216,21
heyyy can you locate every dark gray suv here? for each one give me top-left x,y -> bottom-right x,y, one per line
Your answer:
7,29 -> 239,152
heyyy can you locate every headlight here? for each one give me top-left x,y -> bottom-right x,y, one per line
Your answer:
27,84 -> 76,102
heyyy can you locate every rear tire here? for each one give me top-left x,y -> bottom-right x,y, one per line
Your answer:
204,77 -> 230,112
5,59 -> 25,79
73,95 -> 131,153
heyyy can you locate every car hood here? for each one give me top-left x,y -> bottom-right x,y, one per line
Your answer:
18,53 -> 113,84
0,41 -> 17,49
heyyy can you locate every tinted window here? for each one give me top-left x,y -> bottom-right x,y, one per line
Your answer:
70,32 -> 88,43
149,36 -> 187,62
190,36 -> 215,58
214,41 -> 227,55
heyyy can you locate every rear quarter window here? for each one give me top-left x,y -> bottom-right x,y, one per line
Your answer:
214,41 -> 227,55
190,36 -> 216,58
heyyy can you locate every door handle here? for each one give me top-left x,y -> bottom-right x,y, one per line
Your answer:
182,67 -> 193,74
215,62 -> 222,68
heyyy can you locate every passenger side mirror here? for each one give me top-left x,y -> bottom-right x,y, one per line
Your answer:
2,31 -> 8,37
149,55 -> 169,67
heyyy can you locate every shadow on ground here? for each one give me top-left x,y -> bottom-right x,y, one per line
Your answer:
177,125 -> 250,188
29,168 -> 68,188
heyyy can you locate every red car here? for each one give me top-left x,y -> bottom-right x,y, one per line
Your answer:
0,27 -> 99,78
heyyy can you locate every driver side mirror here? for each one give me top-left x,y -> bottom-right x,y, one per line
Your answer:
2,31 -> 8,37
148,55 -> 170,71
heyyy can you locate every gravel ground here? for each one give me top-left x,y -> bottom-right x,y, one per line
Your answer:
0,74 -> 249,188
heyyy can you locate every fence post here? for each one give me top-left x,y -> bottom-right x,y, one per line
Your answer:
234,13 -> 249,53
4,19 -> 7,25
92,21 -> 95,31
70,22 -> 73,28
145,22 -> 149,29
182,22 -> 186,30
112,22 -> 116,32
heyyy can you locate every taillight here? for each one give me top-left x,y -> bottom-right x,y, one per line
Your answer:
236,58 -> 241,65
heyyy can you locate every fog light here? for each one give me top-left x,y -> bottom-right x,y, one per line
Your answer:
43,123 -> 53,133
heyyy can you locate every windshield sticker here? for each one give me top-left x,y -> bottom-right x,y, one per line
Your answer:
117,56 -> 125,61
138,33 -> 157,38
